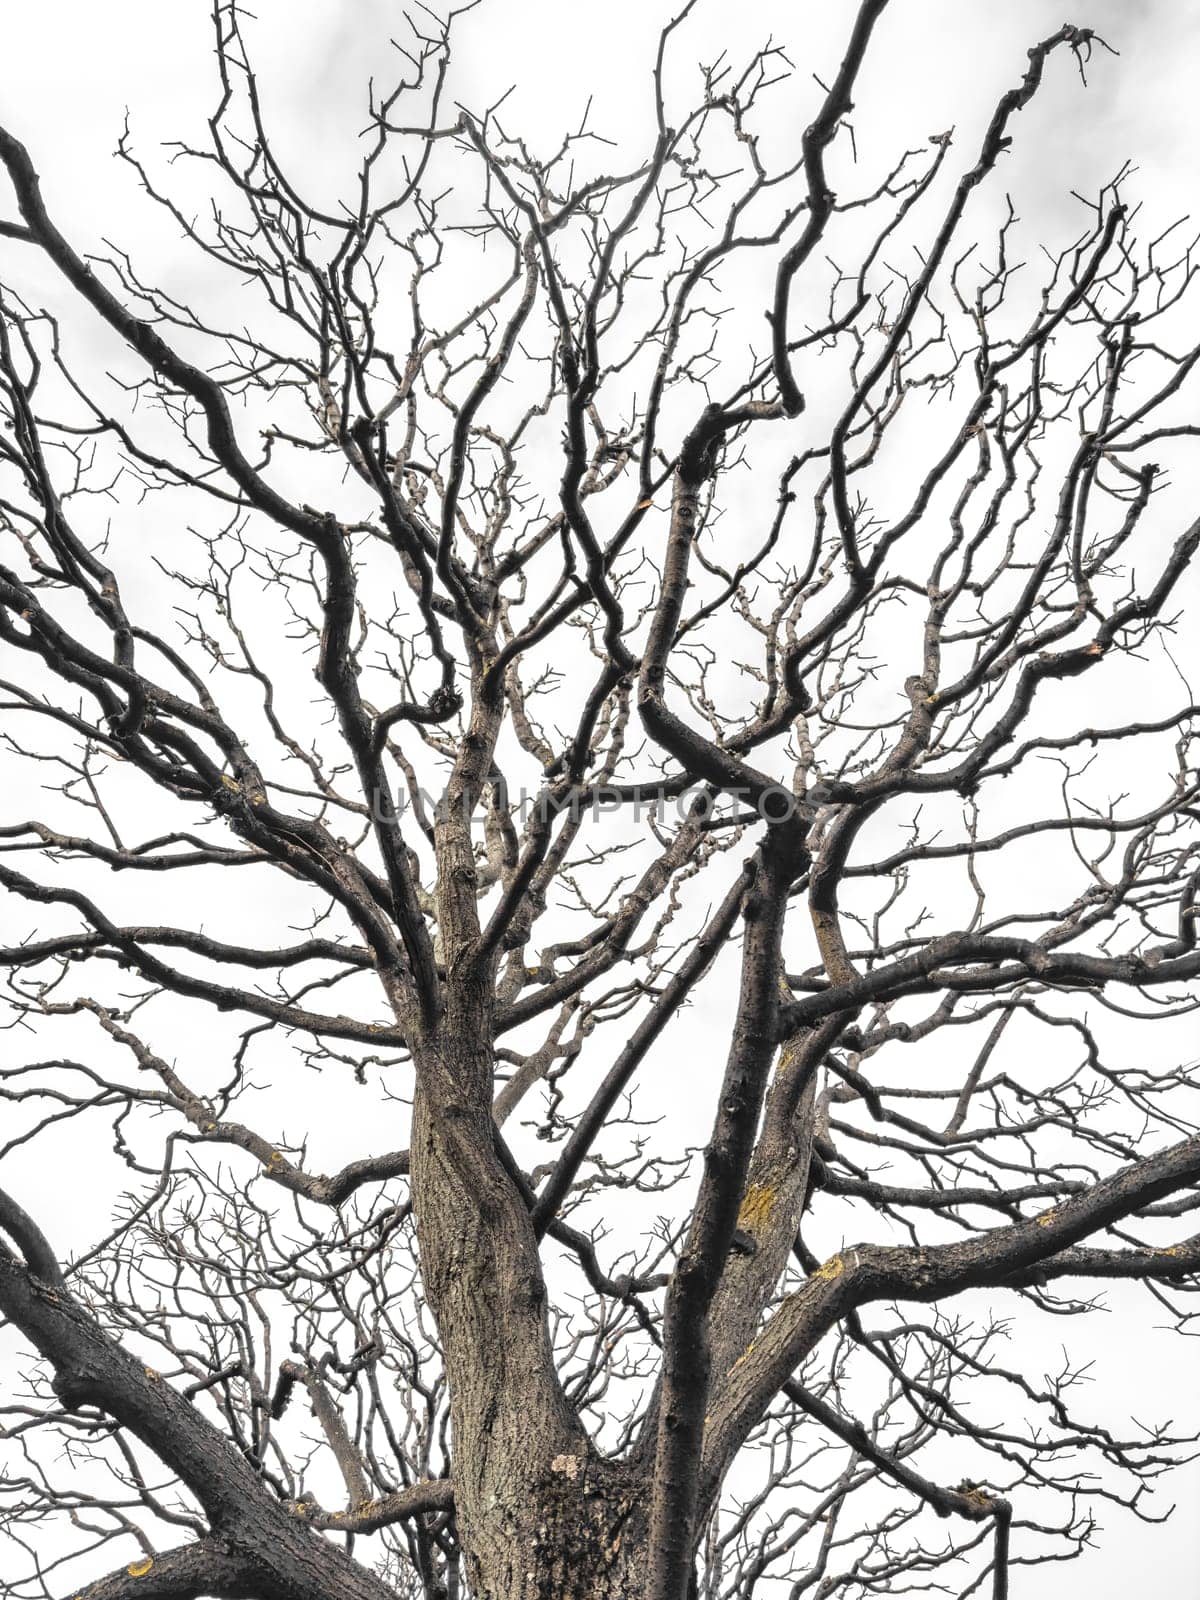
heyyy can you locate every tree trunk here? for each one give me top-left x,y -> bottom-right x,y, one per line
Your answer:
410,1018 -> 656,1599
458,1457 -> 649,1600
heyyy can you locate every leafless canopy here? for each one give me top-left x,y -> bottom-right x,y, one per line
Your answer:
2,4 -> 1200,1598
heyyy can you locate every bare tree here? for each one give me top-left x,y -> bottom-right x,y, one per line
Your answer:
1,5 -> 1199,1598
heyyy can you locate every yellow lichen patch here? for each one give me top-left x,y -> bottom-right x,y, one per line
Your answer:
737,1183 -> 777,1233
816,1255 -> 844,1282
127,1557 -> 154,1578
1035,1209 -> 1059,1228
728,1339 -> 757,1376
775,1043 -> 798,1076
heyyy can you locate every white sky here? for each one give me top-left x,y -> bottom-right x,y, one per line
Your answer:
2,2 -> 1199,1595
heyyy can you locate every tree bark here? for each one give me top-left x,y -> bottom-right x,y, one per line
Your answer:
457,1454 -> 648,1600
410,1047 -> 656,1596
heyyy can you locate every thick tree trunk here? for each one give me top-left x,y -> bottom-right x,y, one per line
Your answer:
410,1018 -> 655,1599
411,1062 -> 655,1594
458,1458 -> 649,1600
406,785 -> 660,1599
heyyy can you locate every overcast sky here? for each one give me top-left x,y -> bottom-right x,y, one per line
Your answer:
5,1 -> 1200,242
2,3 -> 1199,1595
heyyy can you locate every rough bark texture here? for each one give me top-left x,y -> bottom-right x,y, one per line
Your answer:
413,1028 -> 651,1598
454,1457 -> 648,1600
